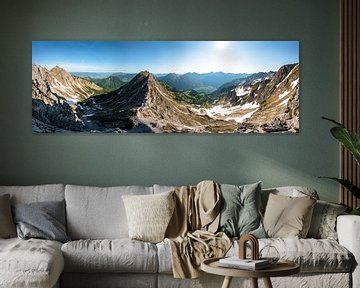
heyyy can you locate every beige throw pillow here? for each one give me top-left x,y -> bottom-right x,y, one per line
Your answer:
122,191 -> 175,243
263,193 -> 316,238
0,194 -> 17,238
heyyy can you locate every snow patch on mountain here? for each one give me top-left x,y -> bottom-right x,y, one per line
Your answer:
278,90 -> 289,100
280,98 -> 290,106
203,102 -> 259,123
206,105 -> 234,116
241,102 -> 259,109
291,79 -> 299,89
226,110 -> 258,123
234,86 -> 250,97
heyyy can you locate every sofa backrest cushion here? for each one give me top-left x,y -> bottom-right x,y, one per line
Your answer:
0,194 -> 17,238
153,184 -> 176,194
0,184 -> 65,204
65,185 -> 154,239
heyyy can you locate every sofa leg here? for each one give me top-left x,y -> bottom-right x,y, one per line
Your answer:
251,278 -> 258,288
221,276 -> 232,288
263,277 -> 273,288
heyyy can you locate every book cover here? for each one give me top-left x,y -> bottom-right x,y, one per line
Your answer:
218,257 -> 271,270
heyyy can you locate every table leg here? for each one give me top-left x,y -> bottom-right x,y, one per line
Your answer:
263,277 -> 273,288
251,278 -> 258,288
221,276 -> 233,288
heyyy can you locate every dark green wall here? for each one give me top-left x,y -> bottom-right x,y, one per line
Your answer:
0,0 -> 340,202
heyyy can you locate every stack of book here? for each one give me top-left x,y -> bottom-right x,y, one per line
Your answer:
218,257 -> 271,270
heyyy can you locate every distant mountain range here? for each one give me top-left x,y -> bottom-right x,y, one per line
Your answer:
70,71 -> 250,94
158,72 -> 250,93
32,64 -> 299,133
71,72 -> 114,79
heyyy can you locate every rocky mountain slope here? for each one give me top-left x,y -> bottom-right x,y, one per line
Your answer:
214,71 -> 275,95
32,65 -> 103,103
246,64 -> 299,132
32,65 -> 104,132
209,64 -> 299,132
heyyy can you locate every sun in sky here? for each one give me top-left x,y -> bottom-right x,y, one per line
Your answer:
214,41 -> 232,50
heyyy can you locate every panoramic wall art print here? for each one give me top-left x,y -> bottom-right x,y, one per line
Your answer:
32,41 -> 299,133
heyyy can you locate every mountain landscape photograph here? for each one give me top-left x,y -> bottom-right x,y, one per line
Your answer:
32,41 -> 300,133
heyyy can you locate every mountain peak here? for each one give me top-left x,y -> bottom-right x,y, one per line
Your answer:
50,65 -> 72,80
51,65 -> 67,72
32,64 -> 50,78
138,70 -> 151,77
277,63 -> 297,74
130,71 -> 158,85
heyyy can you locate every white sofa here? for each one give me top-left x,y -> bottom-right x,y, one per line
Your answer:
0,184 -> 359,288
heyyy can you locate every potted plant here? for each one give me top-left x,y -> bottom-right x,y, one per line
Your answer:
320,117 -> 360,215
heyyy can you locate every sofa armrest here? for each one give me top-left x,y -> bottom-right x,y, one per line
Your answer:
337,215 -> 360,288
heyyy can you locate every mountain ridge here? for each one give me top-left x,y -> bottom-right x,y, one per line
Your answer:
32,64 -> 104,103
158,71 -> 250,92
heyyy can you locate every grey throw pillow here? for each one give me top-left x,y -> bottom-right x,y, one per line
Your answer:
0,194 -> 17,238
307,200 -> 347,240
218,182 -> 266,238
12,200 -> 70,243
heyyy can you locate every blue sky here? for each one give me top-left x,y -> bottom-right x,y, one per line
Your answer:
32,41 -> 299,74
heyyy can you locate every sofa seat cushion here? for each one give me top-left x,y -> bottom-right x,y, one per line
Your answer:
231,238 -> 353,273
157,238 -> 353,274
61,239 -> 158,273
0,238 -> 64,288
260,238 -> 353,272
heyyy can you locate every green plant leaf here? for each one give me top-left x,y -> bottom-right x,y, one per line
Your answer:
318,177 -> 360,198
330,127 -> 360,165
322,117 -> 360,165
322,116 -> 344,127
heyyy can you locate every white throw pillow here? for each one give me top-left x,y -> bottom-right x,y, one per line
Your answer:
122,191 -> 175,243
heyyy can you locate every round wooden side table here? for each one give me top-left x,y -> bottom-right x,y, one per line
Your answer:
201,257 -> 300,288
